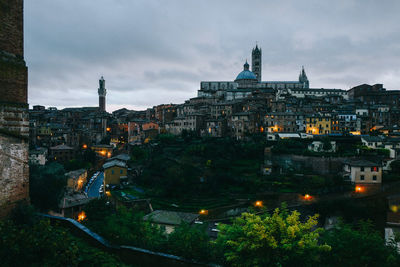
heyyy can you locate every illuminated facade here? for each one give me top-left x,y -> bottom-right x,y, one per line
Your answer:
306,114 -> 331,134
103,160 -> 127,185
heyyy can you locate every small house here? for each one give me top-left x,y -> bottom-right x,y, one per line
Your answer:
143,210 -> 199,234
103,160 -> 128,186
343,159 -> 382,184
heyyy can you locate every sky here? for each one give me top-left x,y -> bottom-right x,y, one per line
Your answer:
25,0 -> 400,112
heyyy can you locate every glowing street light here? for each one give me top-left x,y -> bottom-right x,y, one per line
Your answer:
355,186 -> 364,193
199,209 -> 208,215
77,211 -> 86,222
254,201 -> 263,207
304,194 -> 312,200
82,144 -> 87,149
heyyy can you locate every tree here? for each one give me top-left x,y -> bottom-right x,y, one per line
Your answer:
215,206 -> 331,266
390,160 -> 400,173
130,146 -> 147,162
167,223 -> 212,261
320,221 -> 400,266
0,215 -> 126,266
322,137 -> 332,151
84,205 -> 166,251
29,162 -> 66,211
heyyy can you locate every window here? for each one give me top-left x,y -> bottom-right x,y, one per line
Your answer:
120,170 -> 123,174
360,175 -> 365,180
371,167 -> 378,172
360,167 -> 364,172
373,175 -> 377,181
111,170 -> 114,174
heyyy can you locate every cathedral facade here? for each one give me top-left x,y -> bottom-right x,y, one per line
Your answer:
198,45 -> 310,101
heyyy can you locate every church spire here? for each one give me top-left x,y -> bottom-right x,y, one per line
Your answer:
298,66 -> 309,89
244,60 -> 250,70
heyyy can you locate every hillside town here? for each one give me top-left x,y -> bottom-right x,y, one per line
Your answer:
3,1 -> 400,265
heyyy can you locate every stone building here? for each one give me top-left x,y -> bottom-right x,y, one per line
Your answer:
343,159 -> 382,184
197,45 -> 310,101
0,0 -> 29,216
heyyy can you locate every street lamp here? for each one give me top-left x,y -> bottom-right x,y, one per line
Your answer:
254,201 -> 263,207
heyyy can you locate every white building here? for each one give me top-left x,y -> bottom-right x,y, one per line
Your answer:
308,141 -> 337,153
343,159 -> 382,184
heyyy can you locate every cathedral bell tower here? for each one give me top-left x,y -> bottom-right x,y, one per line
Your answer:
252,44 -> 262,82
98,76 -> 107,112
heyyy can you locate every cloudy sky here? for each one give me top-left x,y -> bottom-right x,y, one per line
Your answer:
25,0 -> 400,112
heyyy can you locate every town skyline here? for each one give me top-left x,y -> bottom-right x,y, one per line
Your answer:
26,0 -> 400,112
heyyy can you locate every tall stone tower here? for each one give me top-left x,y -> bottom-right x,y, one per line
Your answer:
98,76 -> 107,112
251,45 -> 262,82
298,66 -> 309,89
0,0 -> 30,216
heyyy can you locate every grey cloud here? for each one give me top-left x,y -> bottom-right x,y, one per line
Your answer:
26,0 -> 400,111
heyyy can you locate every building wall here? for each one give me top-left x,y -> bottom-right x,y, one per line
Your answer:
306,117 -> 331,134
66,171 -> 88,191
351,166 -> 382,184
104,166 -> 127,185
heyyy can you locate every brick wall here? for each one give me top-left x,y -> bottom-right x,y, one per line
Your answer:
0,0 -> 27,104
0,0 -> 24,57
0,53 -> 28,103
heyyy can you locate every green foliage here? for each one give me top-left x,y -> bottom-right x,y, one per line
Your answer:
29,162 -> 66,211
0,219 -> 78,266
322,137 -> 333,151
321,221 -> 400,266
167,223 -> 213,261
64,158 -> 91,171
82,148 -> 97,165
157,133 -> 177,144
130,146 -> 147,162
272,139 -> 309,155
0,215 -> 125,267
83,198 -> 115,228
139,137 -> 265,198
84,204 -> 166,251
215,206 -> 331,266
390,160 -> 400,173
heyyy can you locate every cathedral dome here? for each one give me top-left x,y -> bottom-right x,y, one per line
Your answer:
235,70 -> 257,81
235,61 -> 257,81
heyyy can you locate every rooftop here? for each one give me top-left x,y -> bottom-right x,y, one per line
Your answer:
143,210 -> 199,226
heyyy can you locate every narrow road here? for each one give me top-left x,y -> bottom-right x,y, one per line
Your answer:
87,172 -> 104,198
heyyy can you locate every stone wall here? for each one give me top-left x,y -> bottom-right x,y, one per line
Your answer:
0,102 -> 29,136
0,133 -> 29,217
273,154 -> 347,175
